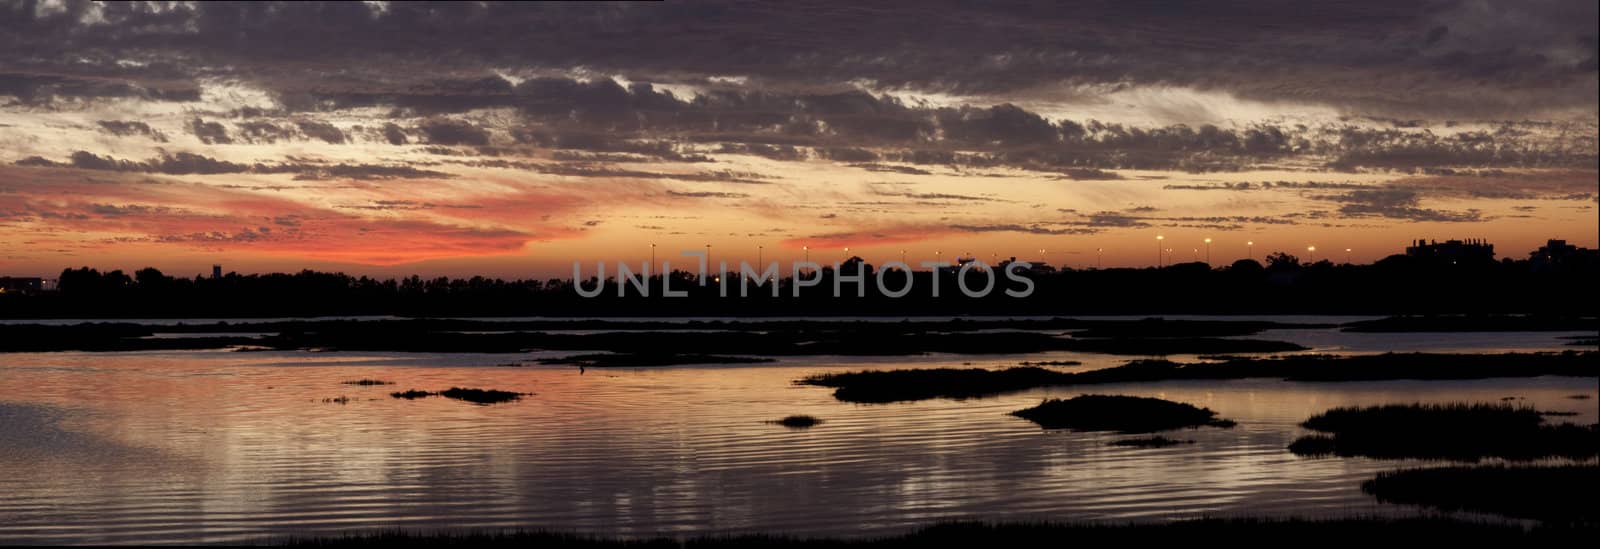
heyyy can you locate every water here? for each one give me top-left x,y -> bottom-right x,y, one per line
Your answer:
0,326 -> 1595,544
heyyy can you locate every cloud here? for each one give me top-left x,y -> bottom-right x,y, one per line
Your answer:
16,151 -> 453,180
187,117 -> 232,144
0,165 -> 585,265
235,120 -> 295,144
96,120 -> 167,142
948,223 -> 1096,235
418,119 -> 491,146
666,190 -> 750,199
3,1 -> 1594,121
1314,188 -> 1484,222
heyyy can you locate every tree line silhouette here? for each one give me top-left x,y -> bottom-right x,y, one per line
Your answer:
1,251 -> 1594,318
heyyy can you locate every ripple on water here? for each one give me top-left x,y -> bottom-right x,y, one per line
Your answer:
0,345 -> 1595,544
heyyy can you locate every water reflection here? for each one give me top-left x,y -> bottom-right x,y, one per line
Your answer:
0,346 -> 1594,544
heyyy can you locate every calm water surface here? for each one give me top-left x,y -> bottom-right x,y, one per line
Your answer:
0,327 -> 1595,544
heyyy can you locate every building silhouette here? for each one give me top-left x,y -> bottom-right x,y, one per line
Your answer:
0,277 -> 45,294
1529,239 -> 1599,272
1405,238 -> 1495,263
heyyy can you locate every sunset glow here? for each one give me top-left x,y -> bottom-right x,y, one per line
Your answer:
1,1 -> 1594,278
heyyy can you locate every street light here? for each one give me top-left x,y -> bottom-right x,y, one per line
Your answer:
1204,237 -> 1212,264
1345,248 -> 1352,264
1247,241 -> 1254,261
1307,245 -> 1316,263
1097,248 -> 1103,269
1156,235 -> 1165,267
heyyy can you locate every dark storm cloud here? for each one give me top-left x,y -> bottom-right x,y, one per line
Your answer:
4,1 -> 1593,117
417,119 -> 491,146
0,71 -> 201,105
1,1 -> 1594,179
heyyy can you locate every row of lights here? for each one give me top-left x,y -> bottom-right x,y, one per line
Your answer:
1156,236 -> 1351,265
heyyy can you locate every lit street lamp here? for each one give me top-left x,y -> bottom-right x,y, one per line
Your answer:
1155,235 -> 1165,267
1204,238 -> 1212,264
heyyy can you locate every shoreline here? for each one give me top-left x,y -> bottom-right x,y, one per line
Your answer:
265,519 -> 1593,546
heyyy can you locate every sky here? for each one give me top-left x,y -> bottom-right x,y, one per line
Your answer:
1,0 -> 1595,279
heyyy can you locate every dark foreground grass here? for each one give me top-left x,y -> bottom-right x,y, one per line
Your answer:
274,519 -> 1595,547
539,353 -> 776,367
1363,465 -> 1599,523
1010,395 -> 1236,433
1288,403 -> 1598,461
799,351 -> 1597,403
1342,314 -> 1598,333
389,387 -> 527,404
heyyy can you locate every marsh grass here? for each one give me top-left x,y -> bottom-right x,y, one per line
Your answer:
1363,465 -> 1598,523
1108,436 -> 1194,448
273,518 -> 1594,546
769,415 -> 822,428
1010,395 -> 1236,434
441,388 -> 526,404
1289,403 -> 1597,461
800,352 -> 1597,403
388,388 -> 527,404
